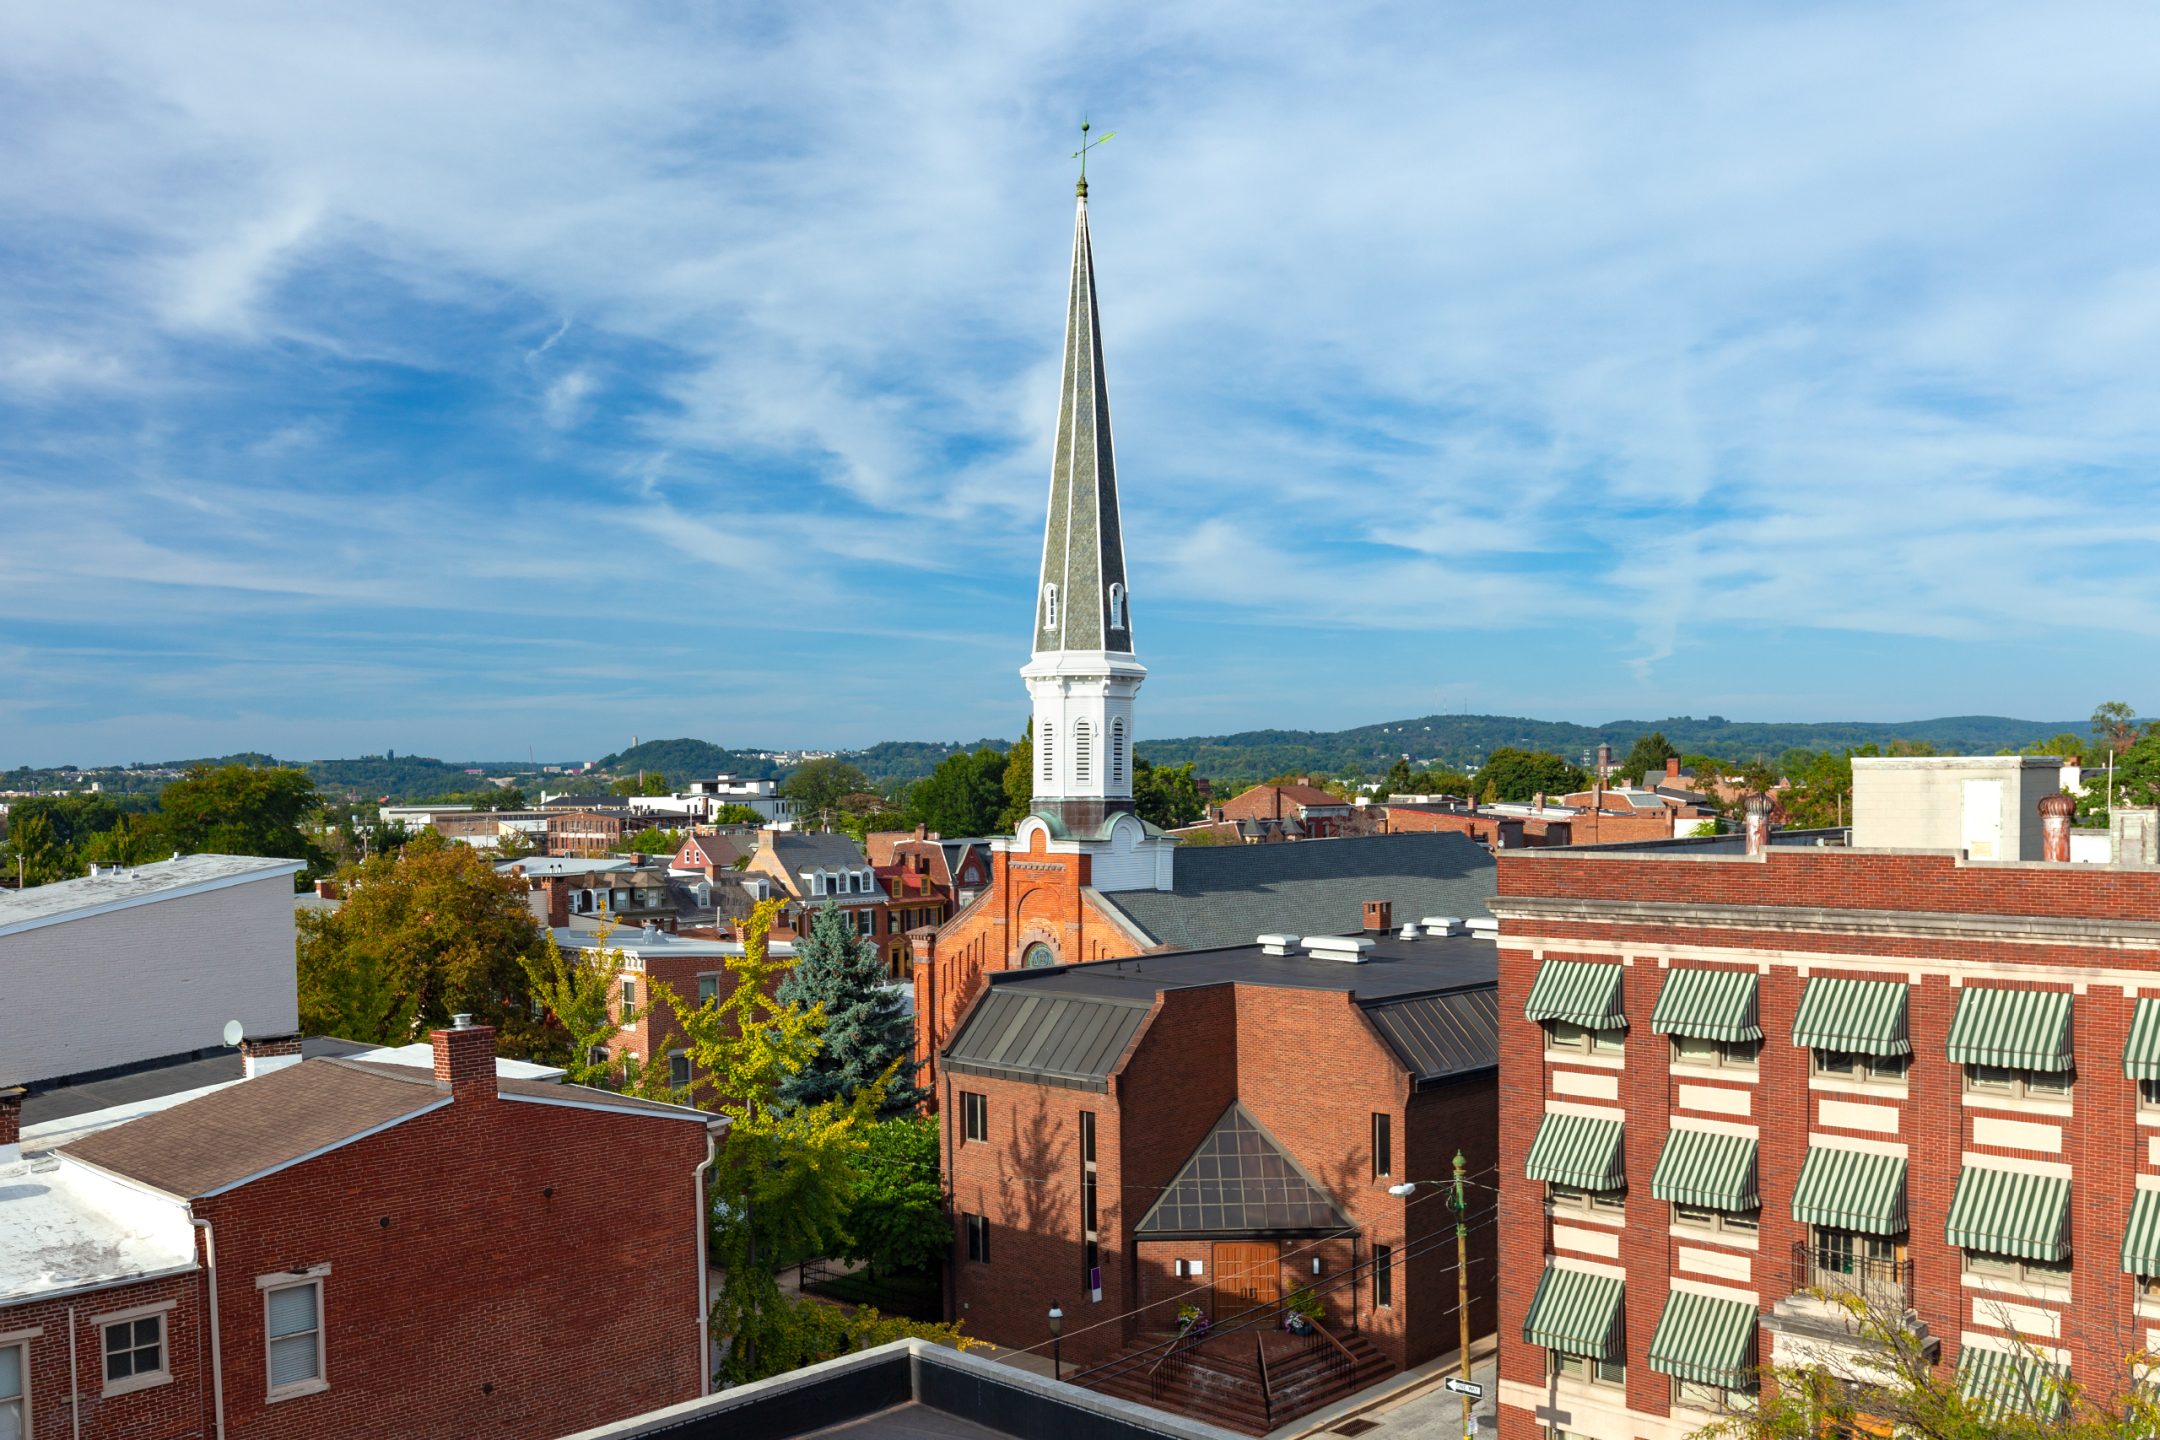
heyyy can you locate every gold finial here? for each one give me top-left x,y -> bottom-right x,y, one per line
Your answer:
1072,118 -> 1114,195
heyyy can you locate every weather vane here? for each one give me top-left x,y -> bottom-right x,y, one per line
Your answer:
1072,118 -> 1115,187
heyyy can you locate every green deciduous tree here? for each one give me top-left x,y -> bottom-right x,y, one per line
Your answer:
1471,748 -> 1588,803
613,825 -> 683,856
611,773 -> 673,797
296,831 -> 544,1046
1,810 -> 78,887
1380,758 -> 1416,797
782,759 -> 872,831
160,763 -> 330,881
999,722 -> 1033,831
902,748 -> 1007,838
2094,701 -> 2140,758
735,1296 -> 977,1380
710,803 -> 767,827
839,1114 -> 948,1277
1133,757 -> 1206,828
1619,731 -> 1680,785
776,904 -> 926,1117
515,927 -> 669,1092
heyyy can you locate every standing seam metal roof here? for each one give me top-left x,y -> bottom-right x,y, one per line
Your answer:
943,989 -> 1154,1090
1360,988 -> 1500,1086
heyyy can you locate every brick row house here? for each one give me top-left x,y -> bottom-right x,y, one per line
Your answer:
940,919 -> 1500,1430
0,1023 -> 718,1440
1489,801 -> 2160,1439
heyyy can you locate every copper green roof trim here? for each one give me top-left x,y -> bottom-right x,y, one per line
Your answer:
2123,1189 -> 2160,1276
1651,1129 -> 1759,1211
1650,968 -> 1761,1043
1647,1289 -> 1758,1387
1791,1147 -> 1906,1235
1791,977 -> 1910,1057
1957,1347 -> 2066,1420
1523,960 -> 1625,1029
1525,1112 -> 1625,1192
2125,997 -> 2160,1080
1945,987 -> 2073,1072
1946,1165 -> 2070,1262
1522,1266 -> 1624,1361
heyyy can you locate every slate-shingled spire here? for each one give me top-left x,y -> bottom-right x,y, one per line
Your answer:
1023,176 -> 1147,833
1034,177 -> 1132,658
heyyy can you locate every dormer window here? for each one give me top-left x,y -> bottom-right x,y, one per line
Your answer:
1108,582 -> 1126,629
1043,583 -> 1059,631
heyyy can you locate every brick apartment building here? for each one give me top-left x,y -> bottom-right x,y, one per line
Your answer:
866,828 -> 962,980
1211,783 -> 1356,839
742,829 -> 889,944
548,808 -> 632,856
0,1022 -> 718,1440
1488,797 -> 2160,1438
941,916 -> 1499,1402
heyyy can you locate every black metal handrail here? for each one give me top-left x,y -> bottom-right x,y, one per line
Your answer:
1790,1240 -> 1912,1312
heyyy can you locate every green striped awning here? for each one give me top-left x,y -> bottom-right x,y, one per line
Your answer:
1647,1289 -> 1758,1387
1791,977 -> 1910,1057
2125,998 -> 2160,1080
1958,1347 -> 2067,1419
2123,1189 -> 2160,1275
1525,1112 -> 1626,1192
1651,1129 -> 1759,1211
1524,960 -> 1626,1029
1650,968 -> 1762,1043
1946,1166 -> 2070,1261
1946,987 -> 2073,1072
1791,1148 -> 1907,1235
1522,1266 -> 1624,1360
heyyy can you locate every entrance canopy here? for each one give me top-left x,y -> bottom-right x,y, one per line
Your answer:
1136,1103 -> 1351,1238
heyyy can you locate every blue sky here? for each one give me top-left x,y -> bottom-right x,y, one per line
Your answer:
5,2 -> 2159,767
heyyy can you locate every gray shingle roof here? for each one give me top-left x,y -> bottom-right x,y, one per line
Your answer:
1098,832 -> 1495,951
770,832 -> 870,872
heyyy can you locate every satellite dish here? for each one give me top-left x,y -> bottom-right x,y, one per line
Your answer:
221,1019 -> 244,1048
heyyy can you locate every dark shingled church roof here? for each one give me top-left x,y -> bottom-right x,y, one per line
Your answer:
1095,831 -> 1495,952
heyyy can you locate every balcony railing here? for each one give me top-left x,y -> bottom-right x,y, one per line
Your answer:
1792,1241 -> 1912,1314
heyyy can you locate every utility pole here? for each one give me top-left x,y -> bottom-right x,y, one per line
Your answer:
1452,1149 -> 1473,1439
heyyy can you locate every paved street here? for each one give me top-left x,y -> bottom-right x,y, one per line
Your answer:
1279,1342 -> 1498,1440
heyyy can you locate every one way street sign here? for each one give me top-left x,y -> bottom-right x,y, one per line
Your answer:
1444,1377 -> 1485,1399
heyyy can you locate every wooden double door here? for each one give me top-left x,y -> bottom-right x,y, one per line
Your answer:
1211,1241 -> 1281,1317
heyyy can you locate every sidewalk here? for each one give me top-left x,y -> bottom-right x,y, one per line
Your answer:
1270,1335 -> 1499,1439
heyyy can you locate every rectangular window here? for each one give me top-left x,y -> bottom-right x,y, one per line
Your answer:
1962,1249 -> 2072,1286
1079,1111 -> 1098,1238
1673,1203 -> 1761,1235
1549,1351 -> 1625,1388
1545,1020 -> 1624,1054
100,1310 -> 168,1394
1374,1244 -> 1393,1308
1549,1183 -> 1626,1214
961,1092 -> 988,1143
620,977 -> 637,1010
2142,1078 -> 2160,1111
1964,1064 -> 2073,1100
697,975 -> 719,1006
668,1052 -> 691,1089
1672,1034 -> 1760,1069
1674,1377 -> 1752,1411
1372,1113 -> 1393,1178
264,1280 -> 324,1398
965,1213 -> 989,1264
0,1341 -> 23,1438
1812,1048 -> 1908,1083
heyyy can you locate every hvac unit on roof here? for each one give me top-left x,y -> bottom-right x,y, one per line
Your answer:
1304,935 -> 1374,964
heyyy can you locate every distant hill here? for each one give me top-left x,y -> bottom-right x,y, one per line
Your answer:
1133,713 -> 2084,783
850,739 -> 1008,785
592,739 -> 780,783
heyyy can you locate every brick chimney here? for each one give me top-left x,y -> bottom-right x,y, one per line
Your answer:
1596,742 -> 1613,780
313,878 -> 341,900
240,1033 -> 304,1079
1665,757 -> 1682,781
433,1016 -> 498,1101
1743,794 -> 1774,858
538,876 -> 569,928
0,1086 -> 23,1165
1362,900 -> 1393,934
2040,792 -> 2077,863
915,823 -> 928,841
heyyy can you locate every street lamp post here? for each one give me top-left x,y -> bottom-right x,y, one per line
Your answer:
1047,1301 -> 1064,1382
1391,1152 -> 1477,1438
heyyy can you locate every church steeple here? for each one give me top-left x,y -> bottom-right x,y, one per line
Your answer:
1033,180 -> 1132,658
1023,174 -> 1147,832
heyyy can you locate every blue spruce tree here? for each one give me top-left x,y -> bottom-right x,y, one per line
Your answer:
776,902 -> 928,1117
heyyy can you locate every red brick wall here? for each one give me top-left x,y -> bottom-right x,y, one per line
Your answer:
0,1272 -> 206,1440
1493,846 -> 2160,1436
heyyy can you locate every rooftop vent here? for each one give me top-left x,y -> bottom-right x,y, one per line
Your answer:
1397,922 -> 1419,941
1464,917 -> 1499,939
1257,933 -> 1302,957
1304,935 -> 1375,964
1421,916 -> 1467,937
452,1012 -> 474,1029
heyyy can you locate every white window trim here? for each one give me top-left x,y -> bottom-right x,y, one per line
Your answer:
258,1268 -> 330,1403
0,1331 -> 37,1439
93,1299 -> 176,1397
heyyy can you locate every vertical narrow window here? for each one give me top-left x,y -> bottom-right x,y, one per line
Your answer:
1074,721 -> 1093,785
264,1280 -> 325,1397
965,1213 -> 990,1263
963,1091 -> 988,1143
1080,1111 -> 1099,1294
0,1341 -> 23,1436
1372,1113 -> 1392,1179
1111,719 -> 1126,786
1040,724 -> 1054,786
698,975 -> 719,1006
1043,584 -> 1059,631
668,1052 -> 691,1088
1108,582 -> 1126,629
1374,1244 -> 1393,1309
620,977 -> 637,1011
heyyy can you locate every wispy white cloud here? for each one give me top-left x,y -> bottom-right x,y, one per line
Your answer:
3,1 -> 2158,761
